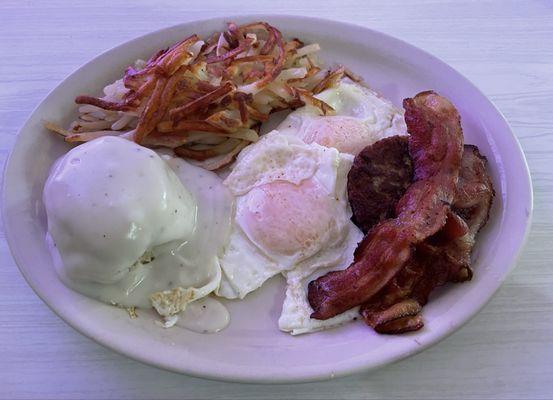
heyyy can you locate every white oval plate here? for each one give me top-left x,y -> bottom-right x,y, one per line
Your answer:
3,15 -> 532,383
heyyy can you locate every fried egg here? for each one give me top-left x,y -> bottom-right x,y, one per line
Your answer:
277,79 -> 407,155
218,131 -> 359,302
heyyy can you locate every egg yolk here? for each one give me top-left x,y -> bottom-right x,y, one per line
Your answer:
299,116 -> 377,156
237,178 -> 339,259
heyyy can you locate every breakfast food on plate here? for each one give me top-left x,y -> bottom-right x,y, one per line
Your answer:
347,135 -> 413,233
43,21 -> 494,335
44,136 -> 194,288
215,77 -> 405,333
308,91 -> 465,319
307,91 -> 494,332
217,132 -> 359,299
45,21 -> 351,170
217,131 -> 364,334
277,79 -> 406,155
44,136 -> 233,331
359,144 -> 494,333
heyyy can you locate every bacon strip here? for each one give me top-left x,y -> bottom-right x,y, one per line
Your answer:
416,145 -> 495,287
453,145 -> 495,235
360,145 -> 494,333
308,91 -> 464,320
364,299 -> 424,334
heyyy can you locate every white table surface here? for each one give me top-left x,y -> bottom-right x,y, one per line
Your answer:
1,0 -> 552,398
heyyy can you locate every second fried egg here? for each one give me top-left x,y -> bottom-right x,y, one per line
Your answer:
277,79 -> 407,155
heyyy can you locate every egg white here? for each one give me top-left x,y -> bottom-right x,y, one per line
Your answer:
278,223 -> 363,335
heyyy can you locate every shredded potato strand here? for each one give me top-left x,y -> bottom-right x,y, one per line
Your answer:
45,21 -> 348,170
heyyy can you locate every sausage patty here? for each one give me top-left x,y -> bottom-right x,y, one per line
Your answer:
347,135 -> 413,233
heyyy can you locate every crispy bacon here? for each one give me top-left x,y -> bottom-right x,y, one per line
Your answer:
453,145 -> 495,235
364,299 -> 424,334
359,145 -> 494,333
308,91 -> 464,320
417,145 -> 495,287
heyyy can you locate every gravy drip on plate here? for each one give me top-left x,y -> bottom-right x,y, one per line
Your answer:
176,297 -> 230,333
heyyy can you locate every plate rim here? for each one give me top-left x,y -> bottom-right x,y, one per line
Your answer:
2,13 -> 534,383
